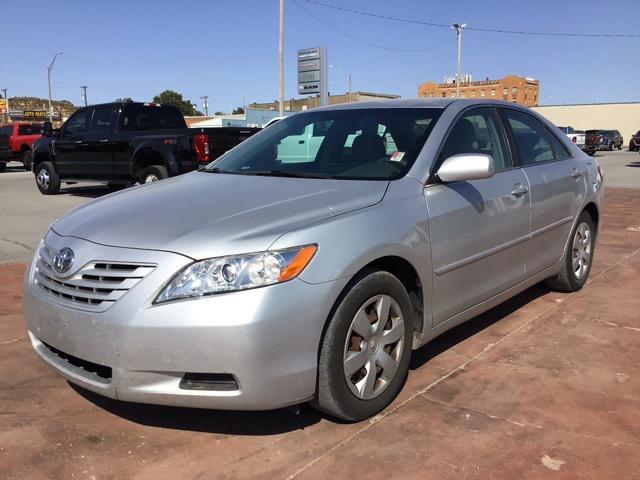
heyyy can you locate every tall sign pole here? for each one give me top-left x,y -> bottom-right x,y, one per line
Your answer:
278,0 -> 285,116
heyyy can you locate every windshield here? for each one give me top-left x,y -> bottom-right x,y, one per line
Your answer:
206,108 -> 441,180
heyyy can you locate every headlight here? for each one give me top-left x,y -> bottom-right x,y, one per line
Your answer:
155,245 -> 317,303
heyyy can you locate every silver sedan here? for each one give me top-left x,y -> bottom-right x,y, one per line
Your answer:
24,99 -> 603,421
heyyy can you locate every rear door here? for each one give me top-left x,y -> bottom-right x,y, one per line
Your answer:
81,106 -> 117,176
0,125 -> 12,159
501,107 -> 586,275
426,107 -> 531,324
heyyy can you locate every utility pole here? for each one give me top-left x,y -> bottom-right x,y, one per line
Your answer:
1,88 -> 7,123
452,24 -> 466,98
330,64 -> 352,102
278,0 -> 285,116
80,85 -> 88,106
47,51 -> 64,122
200,96 -> 209,116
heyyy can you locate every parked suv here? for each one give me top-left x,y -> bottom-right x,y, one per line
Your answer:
32,101 -> 258,194
585,129 -> 622,154
629,130 -> 640,151
0,123 -> 42,171
24,99 -> 603,422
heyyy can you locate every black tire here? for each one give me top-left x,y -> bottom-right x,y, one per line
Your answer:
34,161 -> 61,195
22,150 -> 33,171
587,150 -> 596,156
608,142 -> 614,151
312,270 -> 414,422
140,165 -> 168,183
0,162 -> 6,172
546,210 -> 596,292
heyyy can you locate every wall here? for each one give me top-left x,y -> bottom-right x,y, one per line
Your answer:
532,103 -> 640,143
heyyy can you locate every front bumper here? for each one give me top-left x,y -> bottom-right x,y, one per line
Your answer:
24,230 -> 348,410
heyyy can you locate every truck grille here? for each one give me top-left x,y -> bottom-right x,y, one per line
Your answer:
34,245 -> 155,311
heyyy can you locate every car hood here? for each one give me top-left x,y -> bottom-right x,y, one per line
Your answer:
52,171 -> 388,259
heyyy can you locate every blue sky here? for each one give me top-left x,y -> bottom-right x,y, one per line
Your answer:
1,0 -> 638,112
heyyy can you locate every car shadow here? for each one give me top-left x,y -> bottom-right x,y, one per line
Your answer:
71,283 -> 551,435
626,162 -> 640,168
61,184 -> 121,198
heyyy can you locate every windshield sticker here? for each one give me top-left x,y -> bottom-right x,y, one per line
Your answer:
390,151 -> 405,162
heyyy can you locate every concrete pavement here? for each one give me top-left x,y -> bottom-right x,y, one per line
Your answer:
1,187 -> 639,479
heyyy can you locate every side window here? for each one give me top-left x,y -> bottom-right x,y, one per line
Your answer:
62,110 -> 89,138
503,109 -> 554,165
90,108 -> 113,133
547,129 -> 571,160
439,108 -> 512,172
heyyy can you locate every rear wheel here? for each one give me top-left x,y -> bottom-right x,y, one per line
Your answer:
22,150 -> 33,171
35,161 -> 61,195
546,211 -> 596,292
313,270 -> 413,422
140,165 -> 168,183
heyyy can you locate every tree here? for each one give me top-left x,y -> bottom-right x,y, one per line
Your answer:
214,111 -> 225,116
152,90 -> 202,116
232,106 -> 245,115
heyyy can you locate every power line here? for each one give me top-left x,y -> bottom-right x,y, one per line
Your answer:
301,0 -> 640,38
292,0 -> 454,52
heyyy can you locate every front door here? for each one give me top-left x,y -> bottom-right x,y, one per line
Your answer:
55,109 -> 91,175
81,106 -> 116,177
426,107 -> 531,324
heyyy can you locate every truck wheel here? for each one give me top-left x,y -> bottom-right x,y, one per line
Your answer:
0,162 -> 6,172
312,270 -> 413,422
22,150 -> 33,171
35,162 -> 61,195
141,165 -> 168,183
546,210 -> 596,292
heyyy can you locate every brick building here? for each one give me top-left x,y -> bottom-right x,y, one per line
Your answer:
249,91 -> 400,112
418,75 -> 540,106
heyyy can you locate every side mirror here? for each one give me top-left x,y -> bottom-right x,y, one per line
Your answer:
42,121 -> 53,137
437,153 -> 495,183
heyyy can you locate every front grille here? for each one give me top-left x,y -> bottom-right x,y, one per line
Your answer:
34,245 -> 155,311
42,340 -> 112,381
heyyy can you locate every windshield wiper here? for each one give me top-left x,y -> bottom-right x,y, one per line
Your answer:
241,169 -> 328,179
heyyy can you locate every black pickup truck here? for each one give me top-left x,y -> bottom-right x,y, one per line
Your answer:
32,101 -> 259,194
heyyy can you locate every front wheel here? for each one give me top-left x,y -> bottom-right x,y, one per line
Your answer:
313,270 -> 413,422
22,150 -> 33,171
34,161 -> 61,195
546,211 -> 596,292
140,165 -> 168,183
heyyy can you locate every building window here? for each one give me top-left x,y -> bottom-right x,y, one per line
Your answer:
442,92 -> 446,97
503,87 -> 508,97
491,89 -> 496,96
470,90 -> 475,97
512,87 -> 518,96
480,89 -> 486,96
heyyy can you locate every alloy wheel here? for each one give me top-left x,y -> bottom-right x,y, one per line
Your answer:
37,169 -> 50,190
572,222 -> 592,279
145,174 -> 159,183
343,294 -> 405,400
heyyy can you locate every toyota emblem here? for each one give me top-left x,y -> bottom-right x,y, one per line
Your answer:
53,247 -> 75,275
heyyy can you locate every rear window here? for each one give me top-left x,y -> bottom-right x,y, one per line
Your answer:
120,105 -> 185,131
18,125 -> 40,135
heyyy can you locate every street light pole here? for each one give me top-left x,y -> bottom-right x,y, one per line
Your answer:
278,0 -> 285,116
452,24 -> 465,98
47,51 -> 64,122
329,64 -> 352,102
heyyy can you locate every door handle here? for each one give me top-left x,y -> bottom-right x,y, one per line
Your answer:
100,139 -> 109,143
73,140 -> 83,144
510,184 -> 529,197
570,169 -> 582,179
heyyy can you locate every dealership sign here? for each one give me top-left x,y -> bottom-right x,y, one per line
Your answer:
9,109 -> 61,121
297,47 -> 328,106
0,98 -> 7,114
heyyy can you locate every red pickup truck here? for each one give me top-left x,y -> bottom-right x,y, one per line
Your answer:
0,123 -> 42,171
